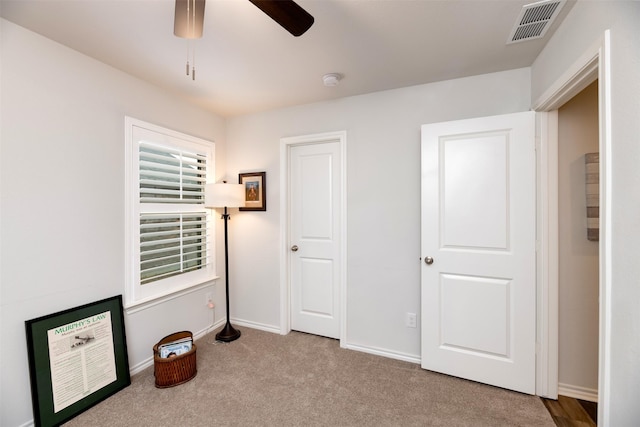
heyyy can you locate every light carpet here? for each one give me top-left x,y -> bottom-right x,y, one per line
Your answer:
64,327 -> 555,426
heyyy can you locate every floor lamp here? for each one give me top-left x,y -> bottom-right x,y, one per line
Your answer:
205,182 -> 245,342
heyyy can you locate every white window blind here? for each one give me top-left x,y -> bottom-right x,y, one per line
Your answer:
138,141 -> 209,285
139,142 -> 207,204
139,211 -> 208,284
125,117 -> 215,307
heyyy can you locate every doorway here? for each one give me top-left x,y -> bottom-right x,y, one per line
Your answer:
556,81 -> 600,402
279,131 -> 347,343
534,31 -> 610,425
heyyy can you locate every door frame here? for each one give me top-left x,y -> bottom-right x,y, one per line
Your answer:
279,131 -> 348,346
534,31 -> 611,425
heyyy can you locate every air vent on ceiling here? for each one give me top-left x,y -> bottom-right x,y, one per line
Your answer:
507,0 -> 565,44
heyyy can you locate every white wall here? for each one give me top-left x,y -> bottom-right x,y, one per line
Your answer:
557,81 -> 599,395
0,20 -> 226,427
5,1 -> 638,424
225,68 -> 531,359
532,1 -> 640,423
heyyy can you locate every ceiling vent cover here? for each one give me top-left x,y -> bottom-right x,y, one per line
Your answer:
507,0 -> 565,44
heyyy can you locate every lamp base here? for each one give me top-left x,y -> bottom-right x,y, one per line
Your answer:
215,322 -> 241,342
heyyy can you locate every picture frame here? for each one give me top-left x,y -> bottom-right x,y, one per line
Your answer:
239,172 -> 266,211
25,295 -> 130,427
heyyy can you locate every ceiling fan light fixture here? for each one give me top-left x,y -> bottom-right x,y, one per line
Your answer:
174,0 -> 205,39
174,0 -> 205,81
323,73 -> 342,87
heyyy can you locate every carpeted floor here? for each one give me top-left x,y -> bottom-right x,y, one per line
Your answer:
64,327 -> 555,426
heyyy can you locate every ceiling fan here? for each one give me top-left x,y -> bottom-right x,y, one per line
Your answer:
174,0 -> 313,79
173,0 -> 315,39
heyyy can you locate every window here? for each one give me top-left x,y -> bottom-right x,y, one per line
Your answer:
125,117 -> 215,307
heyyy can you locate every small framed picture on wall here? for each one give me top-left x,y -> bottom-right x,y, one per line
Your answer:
239,172 -> 266,211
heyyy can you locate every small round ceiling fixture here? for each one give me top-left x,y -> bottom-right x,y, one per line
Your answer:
322,73 -> 342,87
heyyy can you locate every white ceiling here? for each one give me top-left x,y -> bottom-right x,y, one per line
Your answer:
0,0 -> 574,118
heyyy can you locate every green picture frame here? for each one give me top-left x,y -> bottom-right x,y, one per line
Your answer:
25,295 -> 130,427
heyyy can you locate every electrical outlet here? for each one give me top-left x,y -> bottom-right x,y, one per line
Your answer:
406,312 -> 417,328
205,292 -> 214,308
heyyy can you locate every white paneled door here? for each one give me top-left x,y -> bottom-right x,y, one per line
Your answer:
289,140 -> 342,339
421,112 -> 536,394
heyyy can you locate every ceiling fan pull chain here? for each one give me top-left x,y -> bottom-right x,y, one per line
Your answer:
192,38 -> 196,81
186,0 -> 192,77
186,38 -> 190,76
191,0 -> 196,80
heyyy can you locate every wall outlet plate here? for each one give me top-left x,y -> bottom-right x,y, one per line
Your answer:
206,292 -> 213,308
406,312 -> 417,328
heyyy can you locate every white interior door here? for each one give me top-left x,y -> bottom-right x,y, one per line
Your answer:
421,111 -> 536,394
289,141 -> 342,339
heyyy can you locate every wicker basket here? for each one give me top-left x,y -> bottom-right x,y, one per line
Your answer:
153,331 -> 197,388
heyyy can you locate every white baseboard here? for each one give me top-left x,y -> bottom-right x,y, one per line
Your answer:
344,342 -> 421,365
129,357 -> 154,376
219,322 -> 421,365
558,383 -> 598,402
199,318 -> 226,338
231,318 -> 281,334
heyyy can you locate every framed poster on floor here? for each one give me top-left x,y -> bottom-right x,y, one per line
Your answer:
25,295 -> 130,427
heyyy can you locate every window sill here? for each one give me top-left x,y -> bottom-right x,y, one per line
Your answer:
124,276 -> 219,315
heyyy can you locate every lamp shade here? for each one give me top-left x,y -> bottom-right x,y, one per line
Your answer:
205,183 -> 245,208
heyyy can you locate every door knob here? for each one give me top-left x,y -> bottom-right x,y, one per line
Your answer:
424,256 -> 434,265
291,245 -> 299,252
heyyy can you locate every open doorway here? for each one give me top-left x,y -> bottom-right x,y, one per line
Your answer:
557,81 -> 600,402
546,80 -> 600,425
535,31 -> 610,426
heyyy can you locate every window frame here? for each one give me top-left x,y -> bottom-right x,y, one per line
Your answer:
124,117 -> 216,309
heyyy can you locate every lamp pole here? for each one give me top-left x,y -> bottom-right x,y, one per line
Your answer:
215,206 -> 241,342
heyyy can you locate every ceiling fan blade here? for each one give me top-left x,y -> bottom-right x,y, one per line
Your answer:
248,0 -> 314,37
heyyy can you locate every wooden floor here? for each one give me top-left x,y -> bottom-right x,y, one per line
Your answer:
541,395 -> 598,427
